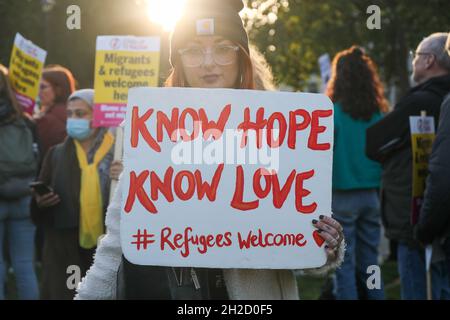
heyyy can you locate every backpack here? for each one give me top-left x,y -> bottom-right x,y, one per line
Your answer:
0,117 -> 38,199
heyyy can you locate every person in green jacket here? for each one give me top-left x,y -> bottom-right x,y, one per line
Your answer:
326,46 -> 389,299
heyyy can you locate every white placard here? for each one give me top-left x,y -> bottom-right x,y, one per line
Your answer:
121,88 -> 334,269
14,33 -> 47,62
409,116 -> 435,134
318,53 -> 331,86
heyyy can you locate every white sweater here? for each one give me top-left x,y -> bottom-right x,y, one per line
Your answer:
75,176 -> 345,300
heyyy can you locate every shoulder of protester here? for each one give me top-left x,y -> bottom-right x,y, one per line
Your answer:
394,75 -> 450,110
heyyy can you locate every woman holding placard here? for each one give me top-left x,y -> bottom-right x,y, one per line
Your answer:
76,0 -> 345,300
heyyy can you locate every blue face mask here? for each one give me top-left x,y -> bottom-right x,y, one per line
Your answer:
66,118 -> 94,141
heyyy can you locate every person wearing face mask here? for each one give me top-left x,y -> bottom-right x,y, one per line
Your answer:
33,65 -> 76,281
30,89 -> 115,300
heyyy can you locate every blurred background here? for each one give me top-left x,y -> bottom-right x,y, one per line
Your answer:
1,0 -> 449,104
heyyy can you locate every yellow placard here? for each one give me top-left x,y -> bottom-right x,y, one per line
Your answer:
411,133 -> 435,197
94,50 -> 160,104
9,33 -> 47,114
409,115 -> 435,224
93,36 -> 160,127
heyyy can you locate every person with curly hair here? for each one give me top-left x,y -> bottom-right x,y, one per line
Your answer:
326,46 -> 389,299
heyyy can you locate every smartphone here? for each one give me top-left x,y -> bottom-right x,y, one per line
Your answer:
29,181 -> 53,196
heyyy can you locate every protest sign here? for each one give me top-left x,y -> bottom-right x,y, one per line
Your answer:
121,88 -> 334,269
93,36 -> 160,127
409,114 -> 435,225
9,33 -> 47,114
318,53 -> 331,92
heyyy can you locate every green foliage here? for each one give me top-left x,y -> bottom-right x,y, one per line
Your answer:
245,0 -> 450,95
0,0 -> 170,88
1,0 -> 448,94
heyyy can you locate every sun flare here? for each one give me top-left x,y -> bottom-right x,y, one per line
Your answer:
146,0 -> 188,32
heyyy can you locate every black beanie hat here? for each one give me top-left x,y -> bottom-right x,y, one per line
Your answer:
170,0 -> 249,67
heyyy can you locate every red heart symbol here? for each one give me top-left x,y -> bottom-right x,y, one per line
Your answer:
313,230 -> 325,247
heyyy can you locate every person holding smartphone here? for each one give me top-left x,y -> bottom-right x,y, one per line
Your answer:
31,89 -> 115,300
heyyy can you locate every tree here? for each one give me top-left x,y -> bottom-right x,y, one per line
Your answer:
0,0 -> 45,66
0,0 -> 169,88
244,0 -> 450,98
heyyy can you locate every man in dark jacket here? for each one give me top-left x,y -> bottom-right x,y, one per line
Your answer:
366,32 -> 450,299
415,34 -> 450,284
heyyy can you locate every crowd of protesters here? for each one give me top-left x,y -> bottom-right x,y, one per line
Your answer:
367,32 -> 450,299
0,0 -> 450,300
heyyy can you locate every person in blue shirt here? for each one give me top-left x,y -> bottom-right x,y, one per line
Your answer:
326,46 -> 389,299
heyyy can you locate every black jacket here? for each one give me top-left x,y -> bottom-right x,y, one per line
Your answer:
30,134 -> 112,229
366,75 -> 450,246
30,138 -> 82,228
0,114 -> 40,199
415,94 -> 450,244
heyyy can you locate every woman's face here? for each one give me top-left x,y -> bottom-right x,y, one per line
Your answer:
180,36 -> 240,89
39,79 -> 56,108
67,99 -> 93,122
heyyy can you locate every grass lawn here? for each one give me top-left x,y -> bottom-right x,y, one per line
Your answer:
297,260 -> 401,299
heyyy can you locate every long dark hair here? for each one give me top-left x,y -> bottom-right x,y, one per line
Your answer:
326,46 -> 389,121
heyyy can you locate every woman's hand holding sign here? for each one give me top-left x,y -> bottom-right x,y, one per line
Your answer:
312,215 -> 344,263
110,160 -> 124,181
